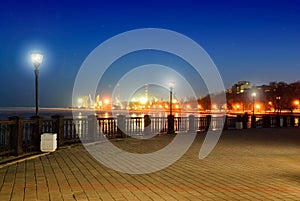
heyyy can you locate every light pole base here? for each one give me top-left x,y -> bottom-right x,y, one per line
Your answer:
167,115 -> 175,134
251,115 -> 256,128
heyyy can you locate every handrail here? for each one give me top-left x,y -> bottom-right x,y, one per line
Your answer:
0,114 -> 299,158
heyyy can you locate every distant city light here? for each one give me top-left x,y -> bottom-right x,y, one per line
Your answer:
212,104 -> 217,110
294,100 -> 299,111
139,97 -> 147,105
72,80 -> 299,113
104,98 -> 110,104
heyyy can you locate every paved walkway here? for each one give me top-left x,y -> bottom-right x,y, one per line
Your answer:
1,127 -> 300,200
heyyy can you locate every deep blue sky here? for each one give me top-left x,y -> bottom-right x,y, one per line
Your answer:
0,0 -> 299,107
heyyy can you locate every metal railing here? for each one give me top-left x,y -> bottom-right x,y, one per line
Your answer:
0,114 -> 299,158
0,121 -> 14,156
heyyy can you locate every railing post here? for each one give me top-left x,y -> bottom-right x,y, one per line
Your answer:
144,115 -> 151,135
188,115 -> 195,132
117,115 -> 126,138
8,116 -> 24,156
282,116 -> 287,127
30,116 -> 43,151
167,115 -> 175,134
236,115 -> 243,129
206,115 -> 211,131
52,115 -> 64,148
290,115 -> 295,127
251,115 -> 256,128
242,113 -> 249,129
276,115 -> 281,127
88,115 -> 97,141
262,115 -> 269,128
223,115 -> 228,130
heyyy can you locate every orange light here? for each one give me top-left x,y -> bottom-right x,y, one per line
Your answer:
104,98 -> 110,104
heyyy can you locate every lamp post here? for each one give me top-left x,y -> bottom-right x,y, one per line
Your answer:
169,82 -> 174,116
275,96 -> 282,127
168,82 -> 175,134
31,52 -> 44,116
251,92 -> 256,128
251,92 -> 256,115
276,96 -> 281,114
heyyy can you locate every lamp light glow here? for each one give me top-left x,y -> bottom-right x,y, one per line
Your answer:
31,52 -> 44,68
169,82 -> 175,89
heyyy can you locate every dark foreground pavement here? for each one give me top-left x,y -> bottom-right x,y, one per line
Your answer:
1,127 -> 300,200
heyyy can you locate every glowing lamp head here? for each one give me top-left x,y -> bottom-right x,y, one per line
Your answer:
251,92 -> 256,97
31,52 -> 44,68
169,82 -> 175,90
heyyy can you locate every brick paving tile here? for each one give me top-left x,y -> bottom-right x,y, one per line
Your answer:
1,127 -> 300,200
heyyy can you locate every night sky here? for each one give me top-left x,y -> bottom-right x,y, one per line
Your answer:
0,0 -> 299,107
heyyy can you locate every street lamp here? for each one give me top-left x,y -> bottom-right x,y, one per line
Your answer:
168,82 -> 175,134
31,52 -> 44,116
169,82 -> 174,116
251,92 -> 256,128
276,96 -> 281,114
251,92 -> 256,115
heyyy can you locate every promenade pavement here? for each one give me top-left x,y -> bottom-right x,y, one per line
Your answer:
1,127 -> 300,200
